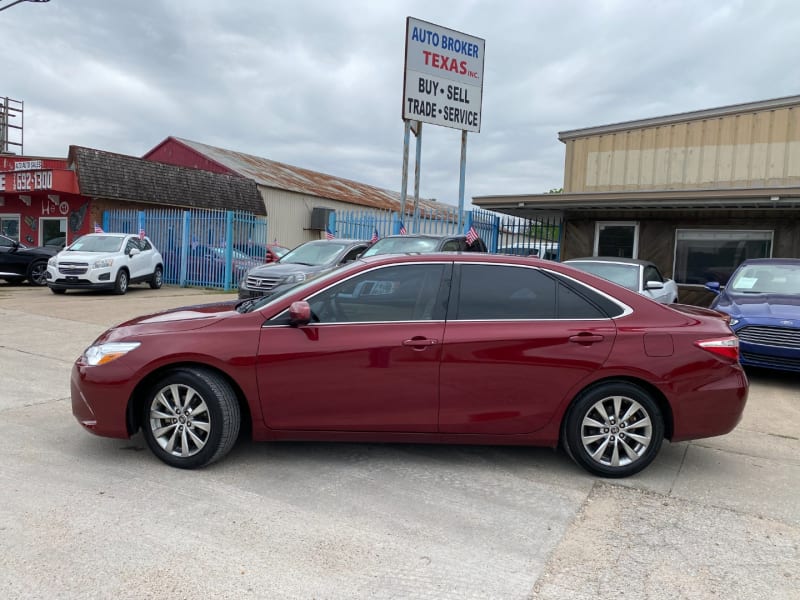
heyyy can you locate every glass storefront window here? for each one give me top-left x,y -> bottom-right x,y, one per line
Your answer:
673,229 -> 773,286
0,215 -> 20,241
594,221 -> 639,258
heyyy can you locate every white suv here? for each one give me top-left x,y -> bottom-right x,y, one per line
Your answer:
46,233 -> 164,295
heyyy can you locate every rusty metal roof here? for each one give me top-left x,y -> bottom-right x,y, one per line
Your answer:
173,137 -> 455,217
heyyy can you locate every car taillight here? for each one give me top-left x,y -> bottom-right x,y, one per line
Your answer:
694,336 -> 740,361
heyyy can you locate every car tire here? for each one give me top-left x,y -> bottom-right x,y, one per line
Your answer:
141,367 -> 241,469
27,259 -> 48,286
564,381 -> 664,478
50,287 -> 66,294
113,269 -> 129,295
149,265 -> 163,289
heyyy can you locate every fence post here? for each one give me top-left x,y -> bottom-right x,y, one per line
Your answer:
138,210 -> 146,237
180,211 -> 190,287
224,211 -> 234,291
490,215 -> 500,253
102,212 -> 109,232
328,210 -> 336,238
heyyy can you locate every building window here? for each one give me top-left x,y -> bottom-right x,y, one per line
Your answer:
1,215 -> 21,241
674,229 -> 773,286
594,221 -> 639,258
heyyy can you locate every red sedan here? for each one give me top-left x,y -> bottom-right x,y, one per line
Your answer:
71,253 -> 748,477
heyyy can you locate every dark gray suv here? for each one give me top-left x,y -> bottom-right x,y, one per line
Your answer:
237,239 -> 370,299
360,233 -> 487,257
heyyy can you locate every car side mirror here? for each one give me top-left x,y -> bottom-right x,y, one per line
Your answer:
644,280 -> 664,291
289,301 -> 311,326
705,281 -> 721,295
129,247 -> 141,257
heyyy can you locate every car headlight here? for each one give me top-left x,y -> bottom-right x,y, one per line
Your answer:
83,342 -> 141,366
92,257 -> 114,269
284,272 -> 307,284
48,256 -> 57,267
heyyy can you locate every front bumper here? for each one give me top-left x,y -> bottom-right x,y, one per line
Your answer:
71,361 -> 133,439
46,265 -> 116,290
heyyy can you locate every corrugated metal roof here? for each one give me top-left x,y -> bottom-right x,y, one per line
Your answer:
172,137 -> 455,217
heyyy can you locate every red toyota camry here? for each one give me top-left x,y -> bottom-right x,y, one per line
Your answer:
71,253 -> 748,477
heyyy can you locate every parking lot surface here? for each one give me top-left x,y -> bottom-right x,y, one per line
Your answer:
0,283 -> 798,599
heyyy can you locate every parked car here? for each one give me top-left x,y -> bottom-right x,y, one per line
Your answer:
237,239 -> 370,299
706,258 -> 800,372
46,233 -> 164,295
0,233 -> 58,286
497,242 -> 559,260
70,253 -> 747,477
564,257 -> 679,304
361,233 -> 488,257
234,241 -> 290,264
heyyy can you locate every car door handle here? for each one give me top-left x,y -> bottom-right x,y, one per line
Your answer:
568,334 -> 605,345
402,337 -> 439,349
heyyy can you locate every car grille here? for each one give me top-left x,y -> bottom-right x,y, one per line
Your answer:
737,325 -> 800,349
58,262 -> 89,276
741,351 -> 800,370
245,275 -> 284,291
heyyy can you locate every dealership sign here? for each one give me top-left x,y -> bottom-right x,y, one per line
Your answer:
402,17 -> 485,133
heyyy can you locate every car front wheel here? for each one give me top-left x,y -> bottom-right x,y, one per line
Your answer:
564,382 -> 664,478
149,265 -> 163,289
27,259 -> 48,286
141,368 -> 241,469
113,269 -> 129,294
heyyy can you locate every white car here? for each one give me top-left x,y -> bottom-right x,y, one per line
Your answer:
46,233 -> 164,295
563,257 -> 679,304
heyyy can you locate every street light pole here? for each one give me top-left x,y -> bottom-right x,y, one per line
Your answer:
0,0 -> 51,12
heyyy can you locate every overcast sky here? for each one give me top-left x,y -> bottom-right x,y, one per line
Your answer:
3,0 -> 800,209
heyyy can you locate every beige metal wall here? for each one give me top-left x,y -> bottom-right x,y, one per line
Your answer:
260,187 -> 366,250
564,106 -> 800,192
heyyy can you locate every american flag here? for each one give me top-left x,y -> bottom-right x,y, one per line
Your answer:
138,228 -> 145,240
399,221 -> 407,235
94,223 -> 104,233
465,225 -> 479,246
371,228 -> 379,243
325,227 -> 335,240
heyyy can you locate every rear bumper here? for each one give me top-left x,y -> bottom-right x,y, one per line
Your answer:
670,367 -> 748,442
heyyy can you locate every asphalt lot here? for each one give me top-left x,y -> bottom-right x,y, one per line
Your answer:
0,282 -> 798,599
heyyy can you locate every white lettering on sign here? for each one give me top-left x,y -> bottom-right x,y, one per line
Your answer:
13,171 -> 53,191
14,160 -> 43,171
403,17 -> 485,132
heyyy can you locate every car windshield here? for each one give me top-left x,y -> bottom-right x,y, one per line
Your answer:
568,261 -> 639,291
361,237 -> 440,257
728,263 -> 800,294
280,242 -> 349,266
66,235 -> 124,253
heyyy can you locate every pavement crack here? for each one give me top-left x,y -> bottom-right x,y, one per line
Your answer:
0,345 -> 76,365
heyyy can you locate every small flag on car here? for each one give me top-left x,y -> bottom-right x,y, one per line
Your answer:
325,226 -> 335,240
94,223 -> 104,233
465,225 -> 479,246
138,228 -> 145,240
399,221 -> 407,235
371,228 -> 379,243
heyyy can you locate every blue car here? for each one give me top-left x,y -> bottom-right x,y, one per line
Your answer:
706,258 -> 800,372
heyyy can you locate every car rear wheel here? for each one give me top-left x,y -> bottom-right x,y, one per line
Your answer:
564,382 -> 664,478
27,259 -> 48,286
141,368 -> 241,469
113,269 -> 129,295
149,265 -> 163,289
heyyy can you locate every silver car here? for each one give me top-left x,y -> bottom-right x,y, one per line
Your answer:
564,257 -> 679,304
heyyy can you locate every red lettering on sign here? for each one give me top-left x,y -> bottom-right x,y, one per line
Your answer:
421,51 -> 468,75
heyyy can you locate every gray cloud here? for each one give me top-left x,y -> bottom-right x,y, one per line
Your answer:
3,0 -> 799,208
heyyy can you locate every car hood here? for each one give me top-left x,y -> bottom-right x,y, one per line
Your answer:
247,262 -> 330,277
57,250 -> 115,262
101,301 -> 240,340
717,292 -> 800,319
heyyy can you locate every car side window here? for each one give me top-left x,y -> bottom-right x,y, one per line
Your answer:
308,264 -> 445,323
456,264 -> 557,319
141,239 -> 153,251
456,264 -> 610,320
341,246 -> 366,264
124,239 -> 137,254
440,240 -> 460,251
643,265 -> 663,283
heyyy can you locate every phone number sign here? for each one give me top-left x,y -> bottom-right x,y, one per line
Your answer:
402,17 -> 485,133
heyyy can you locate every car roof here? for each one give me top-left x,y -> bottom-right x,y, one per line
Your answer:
565,256 -> 653,267
739,258 -> 800,266
377,233 -> 461,240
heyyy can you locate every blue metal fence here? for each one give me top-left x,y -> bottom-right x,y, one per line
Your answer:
333,207 -> 562,259
105,208 -> 268,290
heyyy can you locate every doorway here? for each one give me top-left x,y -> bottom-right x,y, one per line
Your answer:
40,217 -> 67,248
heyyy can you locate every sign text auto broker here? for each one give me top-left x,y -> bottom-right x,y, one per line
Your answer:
403,17 -> 485,133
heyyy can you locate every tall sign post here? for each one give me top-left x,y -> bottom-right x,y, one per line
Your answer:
401,17 -> 485,230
